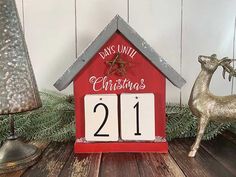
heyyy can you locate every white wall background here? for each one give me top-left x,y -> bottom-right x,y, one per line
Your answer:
15,0 -> 236,104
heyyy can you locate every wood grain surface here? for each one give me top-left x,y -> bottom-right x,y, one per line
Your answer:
1,133 -> 236,177
169,138 -> 235,177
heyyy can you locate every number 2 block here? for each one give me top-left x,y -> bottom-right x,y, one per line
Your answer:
120,93 -> 155,141
84,94 -> 119,142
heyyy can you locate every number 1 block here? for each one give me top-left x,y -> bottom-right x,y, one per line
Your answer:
84,94 -> 119,142
120,93 -> 155,141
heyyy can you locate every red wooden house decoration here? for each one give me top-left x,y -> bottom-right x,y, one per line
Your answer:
54,15 -> 186,153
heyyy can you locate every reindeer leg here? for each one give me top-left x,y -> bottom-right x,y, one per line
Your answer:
188,116 -> 209,157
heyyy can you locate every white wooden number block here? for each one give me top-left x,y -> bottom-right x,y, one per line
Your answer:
84,94 -> 118,141
120,93 -> 155,141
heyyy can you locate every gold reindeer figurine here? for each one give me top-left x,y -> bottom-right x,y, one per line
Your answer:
188,54 -> 236,157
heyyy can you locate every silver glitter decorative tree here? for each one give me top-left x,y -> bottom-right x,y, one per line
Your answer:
0,0 -> 41,114
0,0 -> 42,173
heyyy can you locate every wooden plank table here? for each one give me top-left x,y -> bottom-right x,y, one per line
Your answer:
1,132 -> 235,177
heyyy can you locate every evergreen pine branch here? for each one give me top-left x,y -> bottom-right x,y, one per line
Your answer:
0,92 -> 231,143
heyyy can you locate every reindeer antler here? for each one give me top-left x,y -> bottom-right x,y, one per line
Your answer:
219,57 -> 236,81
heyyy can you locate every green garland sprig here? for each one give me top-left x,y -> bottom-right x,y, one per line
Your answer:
0,92 -> 232,143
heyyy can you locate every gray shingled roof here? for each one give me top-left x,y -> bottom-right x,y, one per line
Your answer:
54,15 -> 186,91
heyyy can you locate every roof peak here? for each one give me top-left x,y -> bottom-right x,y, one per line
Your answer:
54,15 -> 185,91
